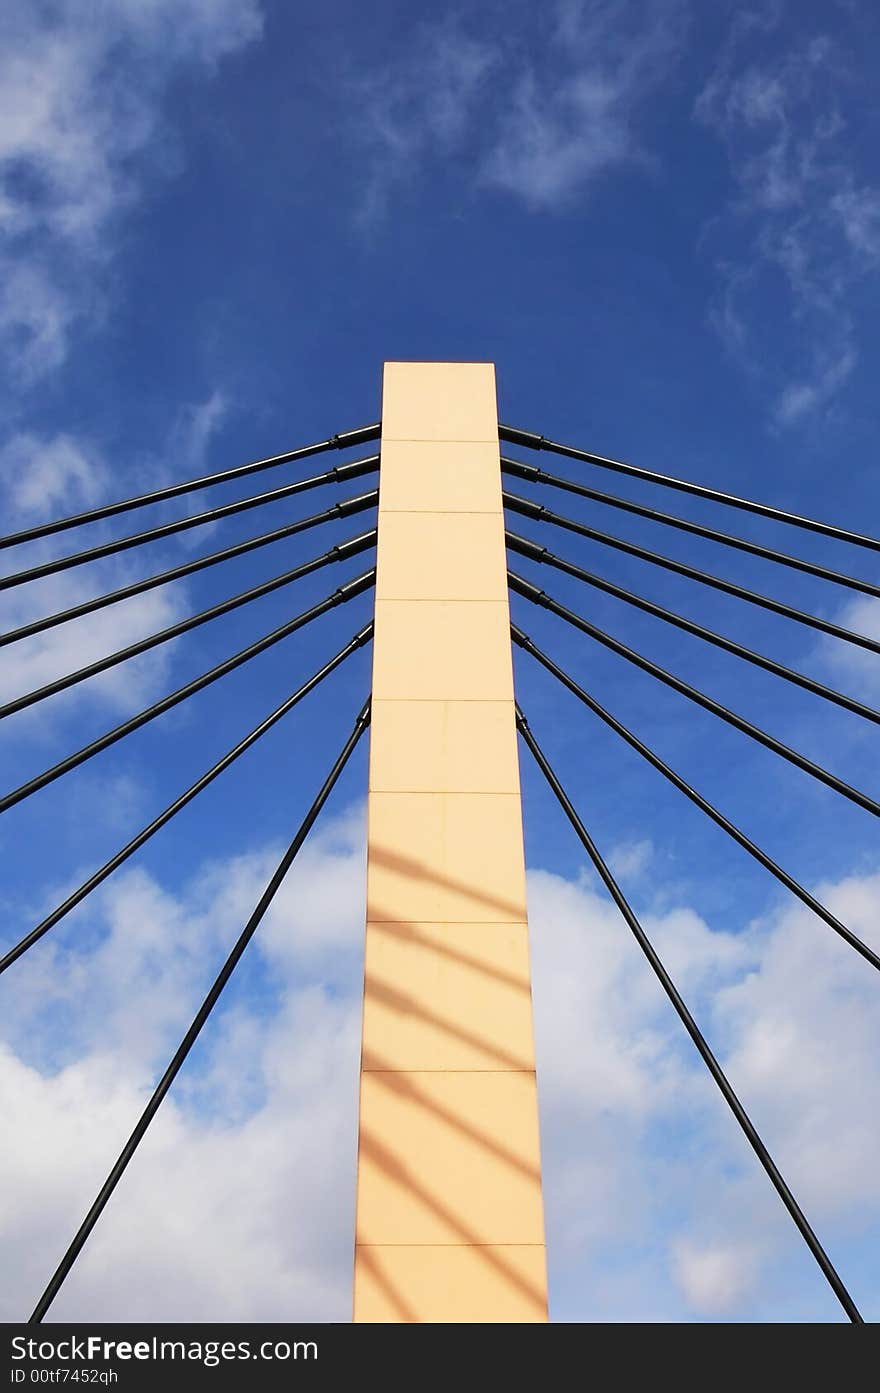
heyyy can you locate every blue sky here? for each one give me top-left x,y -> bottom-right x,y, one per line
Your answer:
1,0 -> 879,1323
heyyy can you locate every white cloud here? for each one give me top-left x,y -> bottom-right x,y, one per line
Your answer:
482,0 -> 685,207
671,1237 -> 757,1313
814,596 -> 880,702
481,68 -> 632,207
171,391 -> 231,474
0,1006 -> 361,1322
353,20 -> 497,223
0,567 -> 189,723
0,815 -> 366,1321
832,186 -> 880,259
531,862 -> 880,1317
0,260 -> 79,383
527,866 -> 752,1274
145,390 -> 234,550
774,347 -> 857,425
354,1 -> 684,218
259,804 -> 367,967
0,387 -> 242,732
0,0 -> 262,382
0,430 -> 196,727
1,807 -> 878,1321
697,18 -> 880,424
0,0 -> 262,248
608,838 -> 654,879
713,870 -> 880,1215
1,432 -> 107,518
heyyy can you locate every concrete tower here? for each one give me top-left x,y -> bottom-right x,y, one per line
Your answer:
353,362 -> 548,1322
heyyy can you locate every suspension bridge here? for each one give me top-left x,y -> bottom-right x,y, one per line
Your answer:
3,362 -> 877,1324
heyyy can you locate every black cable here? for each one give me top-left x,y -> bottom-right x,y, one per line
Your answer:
0,490 -> 378,651
0,625 -> 372,977
515,704 -> 863,1324
505,492 -> 880,658
502,455 -> 880,601
507,532 -> 880,727
509,572 -> 880,818
0,530 -> 376,720
0,424 -> 380,552
500,424 -> 880,555
0,570 -> 375,816
0,455 -> 378,594
511,625 -> 880,975
28,695 -> 372,1324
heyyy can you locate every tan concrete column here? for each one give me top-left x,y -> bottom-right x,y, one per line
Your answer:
353,362 -> 548,1323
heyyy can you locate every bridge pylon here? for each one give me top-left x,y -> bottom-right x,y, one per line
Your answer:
353,361 -> 548,1322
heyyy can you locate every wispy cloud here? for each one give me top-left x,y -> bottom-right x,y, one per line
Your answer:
608,838 -> 654,880
0,393 -> 232,731
353,1 -> 685,220
148,389 -> 234,550
171,392 -> 231,475
0,261 -> 79,384
671,1236 -> 757,1313
0,0 -> 263,384
1,432 -> 107,519
815,595 -> 880,703
697,13 -> 880,425
352,20 -> 497,223
482,0 -> 686,207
